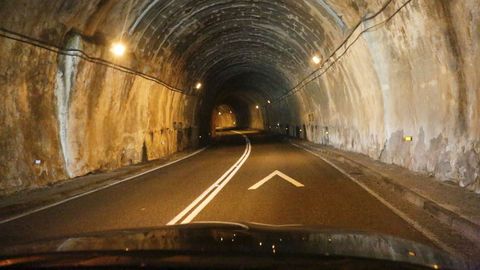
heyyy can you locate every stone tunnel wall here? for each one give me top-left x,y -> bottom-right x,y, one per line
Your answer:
59,43 -> 198,179
250,105 -> 266,130
0,35 -> 68,192
270,0 -> 480,192
0,32 -> 198,195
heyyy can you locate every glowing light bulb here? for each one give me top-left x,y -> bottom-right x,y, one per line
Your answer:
111,42 -> 126,56
312,55 -> 321,64
255,105 -> 259,109
267,100 -> 271,104
195,82 -> 202,90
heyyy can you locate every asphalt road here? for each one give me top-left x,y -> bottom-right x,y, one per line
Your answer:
0,130 -> 431,247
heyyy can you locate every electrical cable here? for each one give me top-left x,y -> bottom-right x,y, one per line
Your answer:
0,0 -> 412,101
273,0 -> 412,103
0,27 -> 196,96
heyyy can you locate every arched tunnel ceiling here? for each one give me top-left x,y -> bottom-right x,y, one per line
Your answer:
214,72 -> 289,101
0,0 -> 384,101
127,0 -> 352,100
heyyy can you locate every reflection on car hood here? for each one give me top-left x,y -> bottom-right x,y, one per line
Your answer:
0,222 -> 469,269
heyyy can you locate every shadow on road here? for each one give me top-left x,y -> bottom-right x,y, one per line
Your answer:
211,130 -> 284,148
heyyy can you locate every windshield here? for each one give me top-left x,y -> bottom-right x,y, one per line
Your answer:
0,0 -> 479,269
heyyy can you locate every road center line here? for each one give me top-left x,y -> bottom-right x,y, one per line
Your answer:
167,132 -> 251,225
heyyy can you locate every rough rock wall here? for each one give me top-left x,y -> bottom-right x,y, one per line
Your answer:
0,37 -> 67,192
0,21 -> 199,196
0,35 -> 198,194
271,0 -> 480,192
60,43 -> 198,178
250,106 -> 266,130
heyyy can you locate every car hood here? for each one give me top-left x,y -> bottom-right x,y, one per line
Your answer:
0,222 -> 469,269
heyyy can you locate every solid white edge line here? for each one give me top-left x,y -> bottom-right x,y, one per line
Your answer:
290,142 -> 459,256
0,147 -> 208,225
180,138 -> 251,224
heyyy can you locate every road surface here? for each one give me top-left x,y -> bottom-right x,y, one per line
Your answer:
0,130 -> 430,246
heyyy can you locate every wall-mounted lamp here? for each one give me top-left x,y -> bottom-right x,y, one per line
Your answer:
110,42 -> 126,57
404,136 -> 413,142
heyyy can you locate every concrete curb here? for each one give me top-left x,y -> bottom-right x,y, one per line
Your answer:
380,175 -> 480,245
292,140 -> 480,246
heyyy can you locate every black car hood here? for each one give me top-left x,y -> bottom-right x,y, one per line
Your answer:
0,222 -> 469,269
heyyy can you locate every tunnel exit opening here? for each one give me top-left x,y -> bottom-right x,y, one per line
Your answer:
212,104 -> 237,133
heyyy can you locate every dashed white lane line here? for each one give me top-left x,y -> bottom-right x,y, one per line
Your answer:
167,131 -> 251,225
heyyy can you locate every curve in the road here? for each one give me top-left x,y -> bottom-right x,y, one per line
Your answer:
168,131 -> 251,225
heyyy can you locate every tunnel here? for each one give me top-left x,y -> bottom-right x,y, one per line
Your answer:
212,104 -> 237,131
0,0 -> 480,265
1,0 -> 478,192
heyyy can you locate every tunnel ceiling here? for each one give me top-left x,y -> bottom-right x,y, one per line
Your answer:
125,0 -> 360,100
0,0 -> 380,102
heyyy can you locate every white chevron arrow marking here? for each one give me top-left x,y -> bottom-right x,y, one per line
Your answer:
248,170 -> 305,190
